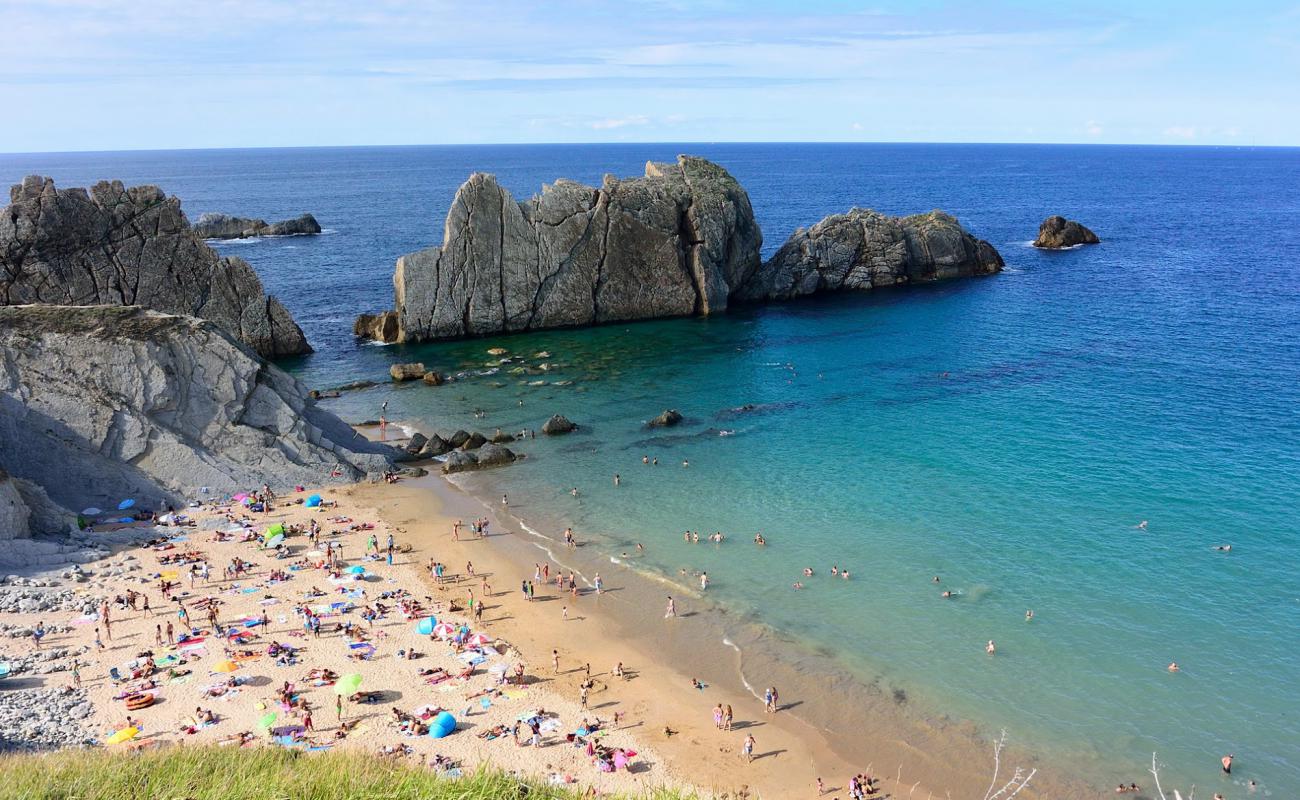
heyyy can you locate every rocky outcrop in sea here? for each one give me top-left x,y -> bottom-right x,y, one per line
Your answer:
0,305 -> 394,515
0,176 -> 310,358
193,212 -> 321,240
356,157 -> 1003,344
1033,215 -> 1099,249
740,209 -> 1004,301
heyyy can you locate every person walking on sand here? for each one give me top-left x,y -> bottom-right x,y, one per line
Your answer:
31,621 -> 45,650
665,596 -> 676,618
553,649 -> 561,673
743,733 -> 756,762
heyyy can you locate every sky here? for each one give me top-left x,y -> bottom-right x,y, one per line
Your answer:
2,0 -> 1299,152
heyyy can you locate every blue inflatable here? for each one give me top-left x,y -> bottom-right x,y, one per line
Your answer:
415,617 -> 437,636
429,711 -> 456,738
304,494 -> 322,508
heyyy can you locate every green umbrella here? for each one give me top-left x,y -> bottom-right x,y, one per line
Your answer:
335,673 -> 362,695
256,711 -> 277,730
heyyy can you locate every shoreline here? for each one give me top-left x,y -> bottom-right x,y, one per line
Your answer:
382,458 -> 1098,799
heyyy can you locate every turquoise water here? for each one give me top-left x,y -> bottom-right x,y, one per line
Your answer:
5,143 -> 1296,793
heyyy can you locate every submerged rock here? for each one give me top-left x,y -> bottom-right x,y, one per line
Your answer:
542,415 -> 577,435
193,212 -> 321,239
1033,216 -> 1100,249
0,305 -> 394,511
0,176 -> 310,358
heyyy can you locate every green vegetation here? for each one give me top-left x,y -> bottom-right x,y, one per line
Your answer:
0,747 -> 699,800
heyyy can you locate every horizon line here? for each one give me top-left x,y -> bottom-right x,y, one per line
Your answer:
3,139 -> 1298,158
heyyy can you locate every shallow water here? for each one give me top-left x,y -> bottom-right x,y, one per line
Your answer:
4,143 -> 1297,792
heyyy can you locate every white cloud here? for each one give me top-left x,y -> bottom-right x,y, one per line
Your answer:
590,115 -> 650,130
1086,120 -> 1104,136
852,122 -> 863,131
1163,125 -> 1197,139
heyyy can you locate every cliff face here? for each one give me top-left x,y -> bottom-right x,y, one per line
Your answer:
0,305 -> 393,513
0,176 -> 311,358
363,157 -> 1003,343
391,156 -> 762,342
738,209 -> 1004,301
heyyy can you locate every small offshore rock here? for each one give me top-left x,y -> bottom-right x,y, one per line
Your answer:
542,415 -> 577,435
390,362 -> 426,382
647,409 -> 684,428
421,371 -> 444,386
1033,215 -> 1100,249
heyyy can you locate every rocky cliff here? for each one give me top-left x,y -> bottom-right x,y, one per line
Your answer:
0,305 -> 393,514
193,212 -> 321,240
738,209 -> 1004,301
382,155 -> 762,342
1,176 -> 311,358
360,157 -> 1002,343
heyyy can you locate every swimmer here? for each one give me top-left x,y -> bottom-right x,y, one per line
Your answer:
571,487 -> 579,497
1136,520 -> 1148,530
642,455 -> 649,464
1221,754 -> 1233,774
802,567 -> 814,577
986,640 -> 996,655
1167,662 -> 1180,672
942,590 -> 953,598
754,533 -> 766,545
1025,610 -> 1034,621
613,474 -> 620,486
792,582 -> 803,590
700,573 -> 709,591
1215,544 -> 1232,552
636,543 -> 644,553
932,576 -> 941,583
831,566 -> 839,576
682,459 -> 689,468
841,570 -> 849,580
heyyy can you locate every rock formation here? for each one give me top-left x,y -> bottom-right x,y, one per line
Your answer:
1033,216 -> 1099,249
357,158 -> 1004,344
742,209 -> 1003,300
542,415 -> 577,435
442,444 -> 517,474
647,409 -> 684,428
390,362 -> 426,382
193,212 -> 321,240
0,305 -> 394,513
1,176 -> 310,358
369,156 -> 762,343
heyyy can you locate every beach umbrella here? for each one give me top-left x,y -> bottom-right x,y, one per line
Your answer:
213,660 -> 239,673
242,497 -> 254,506
431,622 -> 455,639
304,494 -> 322,508
429,711 -> 456,739
105,726 -> 139,745
80,507 -> 102,516
256,711 -> 277,730
233,493 -> 249,502
264,533 -> 285,549
466,632 -> 491,647
263,523 -> 285,539
415,616 -> 437,635
117,499 -> 135,510
335,673 -> 362,695
487,662 -> 509,676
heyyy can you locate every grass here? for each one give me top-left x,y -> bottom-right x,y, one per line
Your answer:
0,747 -> 702,800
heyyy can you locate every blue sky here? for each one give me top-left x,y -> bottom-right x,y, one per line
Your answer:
2,0 -> 1298,152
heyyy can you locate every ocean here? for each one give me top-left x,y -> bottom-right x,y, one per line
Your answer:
3,143 -> 1297,793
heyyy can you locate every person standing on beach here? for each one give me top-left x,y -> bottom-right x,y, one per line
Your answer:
594,573 -> 603,594
700,572 -> 709,591
336,694 -> 343,723
724,704 -> 733,731
743,733 -> 756,762
553,649 -> 561,673
665,596 -> 676,618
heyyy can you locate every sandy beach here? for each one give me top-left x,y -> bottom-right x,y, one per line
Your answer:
1,463 -> 1098,798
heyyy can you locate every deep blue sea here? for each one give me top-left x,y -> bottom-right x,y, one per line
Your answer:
3,144 -> 1298,793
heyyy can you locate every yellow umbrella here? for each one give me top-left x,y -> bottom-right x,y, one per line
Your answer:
105,726 -> 139,745
213,660 -> 239,673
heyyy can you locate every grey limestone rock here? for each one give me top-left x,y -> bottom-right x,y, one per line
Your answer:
193,212 -> 321,239
1,176 -> 310,358
366,155 -> 762,343
0,305 -> 395,514
475,443 -> 517,467
417,435 -> 452,457
459,432 -> 488,451
441,451 -> 479,474
1033,215 -> 1099,249
739,209 -> 1004,301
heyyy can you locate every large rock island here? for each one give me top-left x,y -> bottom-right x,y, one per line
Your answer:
1,176 -> 311,358
357,156 -> 1003,343
0,305 -> 393,514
